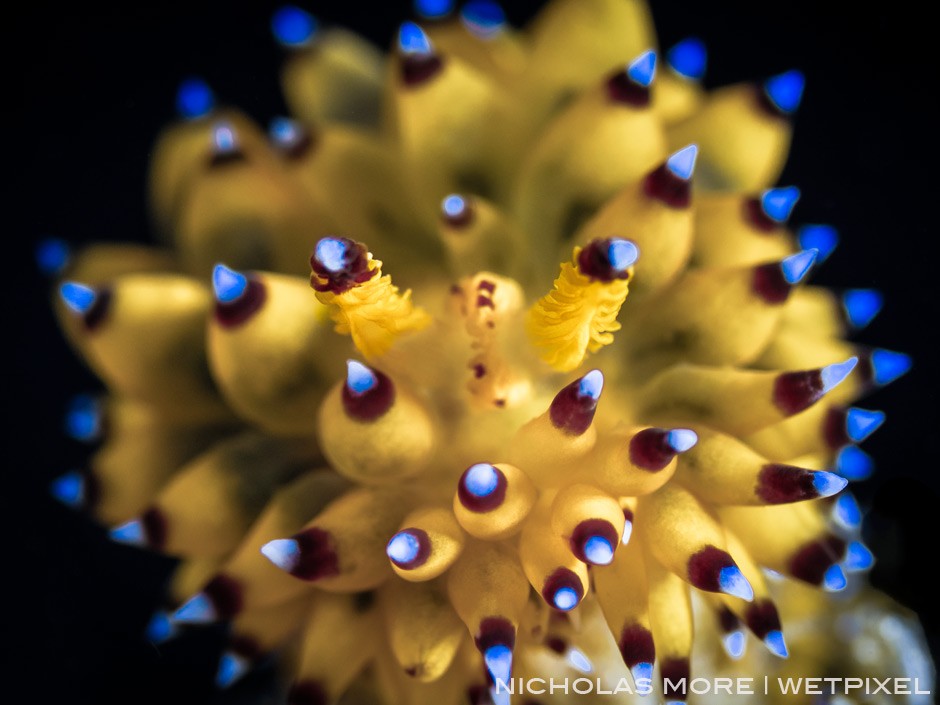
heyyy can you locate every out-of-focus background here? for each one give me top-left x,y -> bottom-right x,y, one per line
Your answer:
9,2 -> 937,703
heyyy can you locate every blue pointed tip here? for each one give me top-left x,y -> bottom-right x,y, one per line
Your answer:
567,647 -> 593,673
484,644 -> 513,684
718,566 -> 754,601
845,408 -> 885,443
871,349 -> 912,386
442,194 -> 467,218
832,492 -> 862,530
386,531 -> 421,564
415,0 -> 455,19
820,357 -> 858,393
823,564 -> 847,592
666,144 -> 698,180
50,471 -> 85,508
212,264 -> 248,304
36,238 -> 71,276
627,50 -> 657,87
764,630 -> 789,658
260,538 -> 301,572
722,631 -> 746,660
216,651 -> 251,688
145,610 -> 177,643
761,186 -> 801,223
175,77 -> 214,120
315,237 -> 349,273
842,289 -> 884,329
461,1 -> 506,39
346,360 -> 378,395
621,517 -> 633,545
844,541 -> 875,572
269,117 -> 301,147
463,463 -> 500,498
552,586 -> 580,611
835,446 -> 874,481
65,394 -> 102,442
271,6 -> 318,47
764,70 -> 805,114
583,536 -> 614,565
212,123 -> 238,153
607,239 -> 639,271
173,593 -> 218,624
666,428 -> 698,453
59,281 -> 97,315
780,249 -> 817,285
399,21 -> 432,55
578,369 -> 605,400
812,470 -> 848,498
110,519 -> 146,546
667,37 -> 707,80
631,662 -> 653,688
797,225 -> 838,262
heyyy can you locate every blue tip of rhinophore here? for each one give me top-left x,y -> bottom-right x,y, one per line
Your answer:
871,349 -> 913,386
65,394 -> 101,442
552,587 -> 580,611
110,519 -> 146,546
764,630 -> 789,659
823,564 -> 848,592
216,651 -> 251,689
260,538 -> 301,572
813,471 -> 848,498
764,70 -> 805,114
463,463 -> 500,497
415,0 -> 455,19
36,238 -> 71,276
761,186 -> 801,223
144,610 -> 178,644
50,471 -> 85,507
666,144 -> 698,180
59,281 -> 97,315
578,369 -> 605,400
175,78 -> 214,120
835,446 -> 874,481
608,239 -> 639,271
631,662 -> 653,688
212,122 -> 238,153
269,116 -> 300,146
271,5 -> 318,47
461,1 -> 506,39
566,647 -> 593,673
797,225 -> 838,262
667,37 -> 707,80
718,566 -> 754,601
583,536 -> 614,565
386,531 -> 421,564
820,357 -> 858,393
722,630 -> 746,660
173,592 -> 218,624
843,541 -> 875,572
845,407 -> 886,443
346,360 -> 378,395
627,50 -> 657,87
212,264 -> 248,304
442,194 -> 467,217
832,492 -> 862,530
484,644 -> 513,684
315,237 -> 349,272
621,517 -> 633,545
399,21 -> 433,54
780,249 -> 817,285
666,428 -> 698,453
842,289 -> 884,329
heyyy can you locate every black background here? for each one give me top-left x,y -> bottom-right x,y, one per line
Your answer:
9,1 -> 938,703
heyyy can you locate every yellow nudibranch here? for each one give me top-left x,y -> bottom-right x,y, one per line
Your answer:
46,1 -> 931,704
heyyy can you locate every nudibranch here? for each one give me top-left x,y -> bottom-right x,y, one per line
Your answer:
46,1 -> 930,704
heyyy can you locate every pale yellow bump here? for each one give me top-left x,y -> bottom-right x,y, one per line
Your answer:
526,247 -> 632,372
